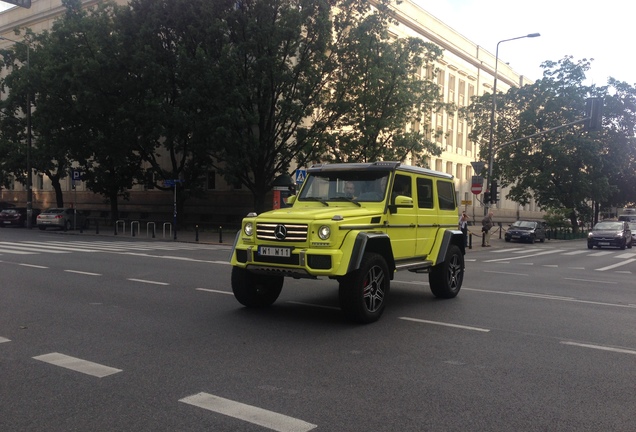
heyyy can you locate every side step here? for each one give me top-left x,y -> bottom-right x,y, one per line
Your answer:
395,259 -> 434,273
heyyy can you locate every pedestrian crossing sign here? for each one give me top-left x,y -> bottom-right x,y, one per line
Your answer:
295,169 -> 307,185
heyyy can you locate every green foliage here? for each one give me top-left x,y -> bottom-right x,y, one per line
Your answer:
463,55 -> 636,229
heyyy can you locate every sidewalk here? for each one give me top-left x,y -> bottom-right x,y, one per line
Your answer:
50,224 -> 234,245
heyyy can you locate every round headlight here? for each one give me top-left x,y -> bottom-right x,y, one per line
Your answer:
244,222 -> 254,236
318,225 -> 331,240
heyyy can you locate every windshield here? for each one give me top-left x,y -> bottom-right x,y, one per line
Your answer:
593,222 -> 622,231
298,171 -> 391,203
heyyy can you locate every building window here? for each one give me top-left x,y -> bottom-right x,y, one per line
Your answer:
435,159 -> 443,172
446,161 -> 453,175
207,171 -> 216,190
37,174 -> 44,190
455,164 -> 462,180
448,74 -> 455,103
458,79 -> 466,106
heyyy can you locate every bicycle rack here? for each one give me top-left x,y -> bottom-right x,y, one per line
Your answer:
131,221 -> 140,237
163,222 -> 172,239
146,222 -> 156,238
115,219 -> 125,235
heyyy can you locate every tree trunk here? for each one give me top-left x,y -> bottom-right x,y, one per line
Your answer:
50,176 -> 64,208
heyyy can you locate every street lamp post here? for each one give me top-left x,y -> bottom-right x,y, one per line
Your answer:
486,33 -> 540,213
0,36 -> 32,228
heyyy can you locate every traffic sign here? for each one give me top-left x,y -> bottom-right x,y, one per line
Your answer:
163,179 -> 183,187
471,175 -> 483,195
71,169 -> 82,181
295,169 -> 306,184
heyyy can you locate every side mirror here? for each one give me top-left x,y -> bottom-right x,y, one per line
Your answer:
286,195 -> 296,205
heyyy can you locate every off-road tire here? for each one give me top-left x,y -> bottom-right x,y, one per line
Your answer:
231,267 -> 283,308
429,245 -> 463,298
339,253 -> 389,324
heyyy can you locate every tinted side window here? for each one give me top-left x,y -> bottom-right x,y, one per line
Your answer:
416,177 -> 434,209
437,180 -> 456,210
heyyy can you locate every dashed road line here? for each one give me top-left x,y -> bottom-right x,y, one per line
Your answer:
561,341 -> 636,356
33,352 -> 122,377
64,270 -> 102,276
399,317 -> 490,332
127,278 -> 169,286
595,258 -> 636,272
179,392 -> 317,432
0,336 -> 10,343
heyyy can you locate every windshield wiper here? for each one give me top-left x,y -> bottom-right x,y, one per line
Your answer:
329,196 -> 362,207
301,196 -> 329,206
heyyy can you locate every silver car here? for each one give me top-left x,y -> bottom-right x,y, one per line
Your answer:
36,208 -> 87,231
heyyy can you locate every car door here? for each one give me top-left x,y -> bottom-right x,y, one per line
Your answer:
385,174 -> 418,260
413,176 -> 439,257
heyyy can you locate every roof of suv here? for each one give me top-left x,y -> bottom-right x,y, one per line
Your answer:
307,161 -> 453,180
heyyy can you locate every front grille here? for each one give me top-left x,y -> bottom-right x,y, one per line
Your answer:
256,223 -> 308,242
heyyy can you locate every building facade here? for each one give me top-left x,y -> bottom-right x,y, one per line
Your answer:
0,0 -> 544,227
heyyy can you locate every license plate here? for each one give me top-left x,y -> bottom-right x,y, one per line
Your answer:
259,246 -> 291,257
3,221 -> 10,224
599,242 -> 610,246
512,235 -> 520,239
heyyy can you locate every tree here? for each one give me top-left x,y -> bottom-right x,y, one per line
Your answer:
463,56 -> 636,231
205,0 -> 446,212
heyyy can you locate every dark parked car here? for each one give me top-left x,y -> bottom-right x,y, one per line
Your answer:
0,201 -> 16,210
36,208 -> 87,231
504,220 -> 546,244
587,221 -> 632,250
0,207 -> 41,227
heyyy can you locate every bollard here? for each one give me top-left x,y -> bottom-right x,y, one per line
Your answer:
219,226 -> 223,243
152,224 -> 155,238
195,225 -> 199,242
469,233 -> 472,250
95,220 -> 99,235
132,223 -> 136,237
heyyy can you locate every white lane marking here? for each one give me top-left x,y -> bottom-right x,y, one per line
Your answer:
33,352 -> 122,377
64,270 -> 102,276
491,248 -> 523,253
196,288 -> 233,295
286,301 -> 340,311
483,270 -> 528,276
179,392 -> 317,432
0,242 -> 70,253
0,248 -> 36,255
595,258 -> 636,272
399,317 -> 490,332
562,250 -> 588,255
1,242 -> 94,252
561,341 -> 636,356
614,253 -> 636,259
587,251 -> 614,257
485,249 -> 565,262
127,278 -> 169,286
19,263 -> 48,269
563,277 -> 617,285
0,336 -> 10,343
508,292 -> 573,300
463,287 -> 635,309
542,265 -> 559,268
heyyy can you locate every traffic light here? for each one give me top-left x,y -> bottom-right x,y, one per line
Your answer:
585,97 -> 603,131
483,191 -> 491,204
490,180 -> 498,203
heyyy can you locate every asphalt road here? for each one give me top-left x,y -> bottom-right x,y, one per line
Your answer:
1,228 -> 635,431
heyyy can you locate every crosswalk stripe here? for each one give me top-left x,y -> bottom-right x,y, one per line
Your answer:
0,248 -> 37,255
0,242 -> 70,253
33,352 -> 122,377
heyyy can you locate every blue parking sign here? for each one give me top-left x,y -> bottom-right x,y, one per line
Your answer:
71,170 -> 82,181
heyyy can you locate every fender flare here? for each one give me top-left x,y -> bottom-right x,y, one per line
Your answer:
348,232 -> 395,276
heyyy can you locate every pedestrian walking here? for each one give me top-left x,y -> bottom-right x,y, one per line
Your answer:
459,211 -> 470,247
481,211 -> 494,247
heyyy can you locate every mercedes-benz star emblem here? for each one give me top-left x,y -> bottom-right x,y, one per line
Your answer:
274,224 -> 287,241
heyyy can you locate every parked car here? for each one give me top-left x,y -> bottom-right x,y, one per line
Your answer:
0,201 -> 16,210
587,221 -> 633,250
504,220 -> 546,243
629,222 -> 636,245
36,208 -> 87,231
0,207 -> 40,227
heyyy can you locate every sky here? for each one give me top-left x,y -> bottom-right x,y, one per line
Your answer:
413,0 -> 636,86
1,0 -> 633,86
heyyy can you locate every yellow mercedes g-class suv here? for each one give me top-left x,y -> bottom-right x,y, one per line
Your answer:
230,161 -> 465,323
